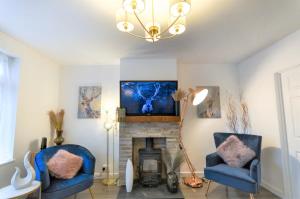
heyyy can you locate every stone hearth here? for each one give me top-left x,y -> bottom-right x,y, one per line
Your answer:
119,122 -> 179,185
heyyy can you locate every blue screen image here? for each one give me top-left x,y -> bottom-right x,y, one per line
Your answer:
120,81 -> 178,116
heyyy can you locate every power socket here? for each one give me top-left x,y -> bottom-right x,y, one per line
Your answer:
100,164 -> 108,179
102,164 -> 107,172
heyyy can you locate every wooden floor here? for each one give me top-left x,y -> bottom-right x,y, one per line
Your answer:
68,180 -> 280,199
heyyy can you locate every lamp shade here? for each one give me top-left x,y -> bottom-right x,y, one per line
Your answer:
169,16 -> 186,35
170,0 -> 191,17
192,89 -> 208,106
123,0 -> 145,14
116,9 -> 134,32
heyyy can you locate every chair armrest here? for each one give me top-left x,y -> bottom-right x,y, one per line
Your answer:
34,153 -> 50,190
250,159 -> 261,185
206,152 -> 224,167
77,149 -> 96,175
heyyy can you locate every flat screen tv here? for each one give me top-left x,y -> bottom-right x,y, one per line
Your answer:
120,81 -> 178,116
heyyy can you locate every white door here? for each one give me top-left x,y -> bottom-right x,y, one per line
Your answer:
281,65 -> 300,199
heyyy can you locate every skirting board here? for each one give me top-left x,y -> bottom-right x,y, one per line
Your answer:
261,180 -> 284,198
94,172 -> 119,180
102,171 -> 284,198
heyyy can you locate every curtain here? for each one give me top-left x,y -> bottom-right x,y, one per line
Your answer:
0,52 -> 15,163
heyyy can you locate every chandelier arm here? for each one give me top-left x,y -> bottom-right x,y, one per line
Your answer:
155,34 -> 177,40
157,16 -> 181,37
127,32 -> 153,40
134,11 -> 152,38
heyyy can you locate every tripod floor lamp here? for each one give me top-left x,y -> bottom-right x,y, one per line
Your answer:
172,87 -> 208,188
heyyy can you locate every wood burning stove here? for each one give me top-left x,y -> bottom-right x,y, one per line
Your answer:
138,138 -> 162,186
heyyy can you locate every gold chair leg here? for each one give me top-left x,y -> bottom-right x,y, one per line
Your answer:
205,180 -> 212,196
89,187 -> 95,199
250,193 -> 255,199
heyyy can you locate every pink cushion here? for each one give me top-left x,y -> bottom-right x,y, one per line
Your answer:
217,135 -> 256,168
47,149 -> 83,179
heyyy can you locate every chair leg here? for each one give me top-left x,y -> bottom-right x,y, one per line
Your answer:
205,180 -> 212,196
250,193 -> 255,199
89,187 -> 95,199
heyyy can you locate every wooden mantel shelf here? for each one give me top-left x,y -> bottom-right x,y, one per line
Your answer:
124,116 -> 180,123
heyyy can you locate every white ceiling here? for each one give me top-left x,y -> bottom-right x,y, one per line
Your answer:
0,0 -> 300,66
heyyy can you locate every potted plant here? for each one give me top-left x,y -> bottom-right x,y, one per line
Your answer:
48,109 -> 65,145
162,149 -> 184,193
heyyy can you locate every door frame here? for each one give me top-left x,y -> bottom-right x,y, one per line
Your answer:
275,64 -> 300,199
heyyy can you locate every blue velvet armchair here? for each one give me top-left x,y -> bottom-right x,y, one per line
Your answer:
34,144 -> 96,199
204,132 -> 262,199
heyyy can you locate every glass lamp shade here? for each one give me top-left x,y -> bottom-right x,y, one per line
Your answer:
104,121 -> 113,131
123,0 -> 145,14
169,17 -> 186,35
192,89 -> 208,106
145,23 -> 161,42
170,0 -> 191,17
116,9 -> 134,32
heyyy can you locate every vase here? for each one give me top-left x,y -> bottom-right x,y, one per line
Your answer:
125,159 -> 133,192
40,137 -> 47,150
166,171 -> 179,193
54,130 -> 64,145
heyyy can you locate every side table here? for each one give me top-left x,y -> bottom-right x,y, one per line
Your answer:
0,181 -> 41,199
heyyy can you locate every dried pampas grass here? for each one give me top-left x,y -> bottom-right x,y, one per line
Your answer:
225,93 -> 252,134
172,89 -> 187,101
48,109 -> 65,131
226,96 -> 239,134
240,100 -> 251,134
163,149 -> 184,173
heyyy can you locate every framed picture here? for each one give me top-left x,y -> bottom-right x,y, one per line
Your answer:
78,86 -> 102,119
197,86 -> 221,118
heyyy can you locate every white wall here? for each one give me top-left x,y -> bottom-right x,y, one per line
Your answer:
238,29 -> 300,198
178,64 -> 240,174
120,58 -> 177,80
59,65 -> 120,176
0,32 -> 60,187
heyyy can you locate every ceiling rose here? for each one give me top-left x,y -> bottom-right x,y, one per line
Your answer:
116,0 -> 191,43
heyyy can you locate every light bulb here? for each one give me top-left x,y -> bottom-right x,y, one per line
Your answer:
123,0 -> 145,14
170,0 -> 191,17
104,121 -> 113,131
192,89 -> 208,106
116,8 -> 134,32
117,22 -> 134,32
169,17 -> 186,35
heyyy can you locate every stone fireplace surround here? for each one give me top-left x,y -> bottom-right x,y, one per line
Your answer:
119,122 -> 180,185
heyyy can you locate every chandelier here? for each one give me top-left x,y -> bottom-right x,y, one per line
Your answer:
116,0 -> 191,42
